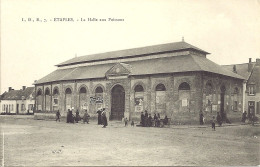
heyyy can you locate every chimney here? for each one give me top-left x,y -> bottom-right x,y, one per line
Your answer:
8,87 -> 12,92
248,58 -> 253,72
233,65 -> 237,73
22,86 -> 26,90
256,58 -> 260,66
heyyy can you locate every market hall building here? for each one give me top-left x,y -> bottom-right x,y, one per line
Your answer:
34,41 -> 245,124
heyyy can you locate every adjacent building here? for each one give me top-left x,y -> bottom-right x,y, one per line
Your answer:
0,86 -> 35,114
34,41 -> 245,123
222,58 -> 260,115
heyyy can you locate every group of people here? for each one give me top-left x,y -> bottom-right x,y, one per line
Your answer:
241,110 -> 257,125
58,109 -> 90,124
199,111 -> 230,131
140,110 -> 169,127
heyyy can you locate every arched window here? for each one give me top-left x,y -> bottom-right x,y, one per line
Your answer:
178,82 -> 191,112
65,88 -> 72,94
134,85 -> 144,112
234,87 -> 239,94
37,89 -> 42,96
80,87 -> 87,93
65,88 -> 72,111
36,89 -> 43,111
95,87 -> 103,93
45,88 -> 51,111
53,88 -> 59,111
155,83 -> 166,113
135,85 -> 144,92
95,86 -> 104,110
178,82 -> 190,90
156,84 -> 166,91
205,82 -> 213,95
79,86 -> 87,111
53,88 -> 59,95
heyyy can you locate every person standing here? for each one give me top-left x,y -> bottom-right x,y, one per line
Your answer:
154,113 -> 158,127
241,111 -> 247,123
144,110 -> 148,127
97,109 -> 102,125
124,117 -> 128,127
212,116 -> 216,131
141,112 -> 145,127
216,112 -> 222,126
199,112 -> 204,125
102,108 -> 108,128
83,110 -> 90,124
75,109 -> 80,123
56,110 -> 61,122
66,109 -> 70,123
148,114 -> 153,127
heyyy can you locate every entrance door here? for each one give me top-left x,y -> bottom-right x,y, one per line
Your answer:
16,104 -> 19,114
248,101 -> 255,115
111,85 -> 125,120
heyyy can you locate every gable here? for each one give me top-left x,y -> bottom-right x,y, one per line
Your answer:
105,63 -> 131,79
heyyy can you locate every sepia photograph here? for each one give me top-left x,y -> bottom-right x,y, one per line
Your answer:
0,0 -> 260,166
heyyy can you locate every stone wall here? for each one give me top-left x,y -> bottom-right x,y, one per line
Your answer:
35,71 -> 243,124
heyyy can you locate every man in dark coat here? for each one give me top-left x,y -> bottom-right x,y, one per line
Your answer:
241,111 -> 247,123
56,110 -> 61,122
148,114 -> 153,127
216,112 -> 222,126
141,112 -> 145,127
75,110 -> 80,123
144,110 -> 148,127
66,109 -> 70,123
101,108 -> 108,128
154,113 -> 158,127
97,109 -> 102,125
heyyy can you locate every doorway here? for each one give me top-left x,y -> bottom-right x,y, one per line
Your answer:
220,85 -> 226,119
111,85 -> 125,120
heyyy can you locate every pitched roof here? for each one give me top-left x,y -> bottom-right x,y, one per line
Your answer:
222,63 -> 256,80
56,41 -> 209,67
1,87 -> 35,100
36,55 -> 244,84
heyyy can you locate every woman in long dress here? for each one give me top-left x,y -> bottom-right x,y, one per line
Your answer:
97,109 -> 102,125
101,108 -> 108,128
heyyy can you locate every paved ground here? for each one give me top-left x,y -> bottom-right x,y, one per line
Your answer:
0,115 -> 259,166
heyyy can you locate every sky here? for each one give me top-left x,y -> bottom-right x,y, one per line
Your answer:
1,0 -> 260,94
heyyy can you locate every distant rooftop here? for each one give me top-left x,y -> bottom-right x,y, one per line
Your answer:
1,87 -> 35,100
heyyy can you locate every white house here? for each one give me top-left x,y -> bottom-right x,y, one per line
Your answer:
0,86 -> 35,114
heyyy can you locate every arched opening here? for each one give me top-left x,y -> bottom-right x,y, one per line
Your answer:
134,85 -> 144,112
205,81 -> 214,112
178,82 -> 191,112
155,83 -> 166,114
45,88 -> 51,111
178,82 -> 190,90
53,88 -> 59,111
79,87 -> 87,111
220,85 -> 226,118
95,86 -> 104,110
65,88 -> 72,111
36,89 -> 43,111
111,85 -> 125,120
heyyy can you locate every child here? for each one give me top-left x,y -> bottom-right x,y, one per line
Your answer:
212,116 -> 216,131
131,120 -> 134,127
